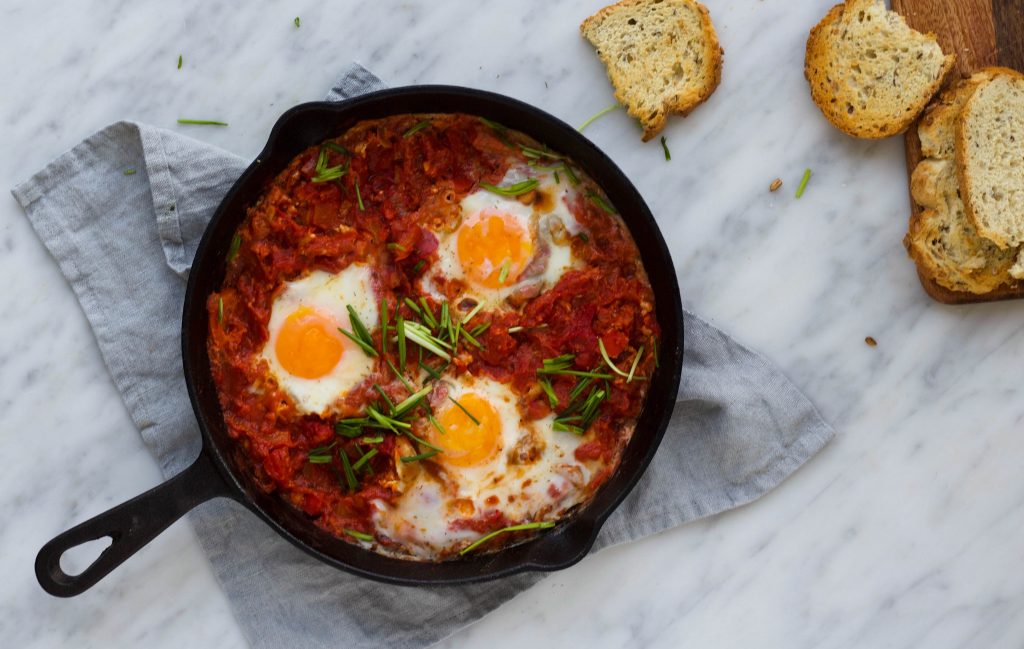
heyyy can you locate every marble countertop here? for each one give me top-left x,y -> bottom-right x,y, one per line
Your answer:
3,1 -> 1022,647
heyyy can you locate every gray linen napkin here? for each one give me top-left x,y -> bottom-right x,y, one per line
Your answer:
12,64 -> 834,649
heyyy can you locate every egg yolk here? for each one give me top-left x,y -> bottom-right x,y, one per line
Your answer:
437,393 -> 502,467
274,306 -> 345,379
456,211 -> 534,288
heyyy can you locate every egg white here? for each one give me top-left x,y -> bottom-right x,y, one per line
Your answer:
261,265 -> 378,415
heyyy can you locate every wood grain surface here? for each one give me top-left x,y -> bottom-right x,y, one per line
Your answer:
892,0 -> 1024,304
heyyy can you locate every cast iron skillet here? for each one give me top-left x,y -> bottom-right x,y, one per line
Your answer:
35,86 -> 684,597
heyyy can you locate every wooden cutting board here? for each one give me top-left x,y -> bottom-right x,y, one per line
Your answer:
891,0 -> 1024,304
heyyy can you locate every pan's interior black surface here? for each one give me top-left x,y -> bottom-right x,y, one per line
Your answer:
181,87 -> 684,585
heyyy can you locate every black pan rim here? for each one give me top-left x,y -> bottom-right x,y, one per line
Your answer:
180,84 -> 685,586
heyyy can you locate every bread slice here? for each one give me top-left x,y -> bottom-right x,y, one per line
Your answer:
955,70 -> 1024,249
805,0 -> 954,139
904,71 -> 1024,295
580,0 -> 723,142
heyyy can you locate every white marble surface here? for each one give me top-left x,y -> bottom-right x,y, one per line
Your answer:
2,0 -> 1022,647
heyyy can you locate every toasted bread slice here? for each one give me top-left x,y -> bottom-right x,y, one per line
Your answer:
904,71 -> 1024,295
580,0 -> 723,141
955,69 -> 1024,249
805,0 -> 954,139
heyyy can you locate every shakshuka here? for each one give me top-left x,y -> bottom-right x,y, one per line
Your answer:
207,113 -> 659,560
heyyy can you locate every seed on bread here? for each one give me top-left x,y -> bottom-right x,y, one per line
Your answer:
955,70 -> 1024,249
805,0 -> 954,139
580,0 -> 723,142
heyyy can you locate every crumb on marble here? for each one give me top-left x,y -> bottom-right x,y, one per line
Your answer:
865,336 -> 877,347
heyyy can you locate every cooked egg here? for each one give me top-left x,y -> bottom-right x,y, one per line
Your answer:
261,265 -> 378,415
370,374 -> 592,558
422,166 -> 585,309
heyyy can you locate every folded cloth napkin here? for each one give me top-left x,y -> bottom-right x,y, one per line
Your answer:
12,64 -> 834,649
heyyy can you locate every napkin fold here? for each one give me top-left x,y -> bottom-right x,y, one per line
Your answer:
12,64 -> 834,649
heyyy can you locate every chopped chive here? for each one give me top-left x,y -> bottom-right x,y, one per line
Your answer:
412,259 -> 426,274
479,179 -> 539,197
344,529 -> 373,542
439,302 -> 450,333
380,299 -> 389,355
660,136 -> 671,161
403,298 -> 423,318
539,378 -> 558,407
123,168 -> 137,176
339,450 -> 357,492
335,419 -> 368,437
217,297 -> 224,324
552,420 -> 584,435
578,232 -> 590,243
404,429 -> 444,452
419,360 -> 441,380
498,260 -> 510,284
567,376 -> 594,405
385,359 -> 414,392
358,435 -> 384,444
312,159 -> 349,183
366,405 -> 411,431
401,449 -> 440,463
393,386 -> 433,417
652,337 -> 660,369
386,243 -> 406,252
427,412 -> 447,435
346,305 -> 374,347
562,163 -> 580,186
553,170 -> 561,184
587,190 -> 617,215
448,396 -> 481,425
507,326 -> 524,333
177,54 -> 182,70
227,233 -> 242,264
354,177 -> 364,210
597,338 -> 631,378
418,297 -> 437,329
626,346 -> 645,383
795,168 -> 812,198
308,441 -> 338,464
519,144 -> 565,161
577,103 -> 620,132
294,16 -> 300,27
177,118 -> 228,126
536,368 -> 614,379
470,322 -> 491,338
373,384 -> 396,413
404,321 -> 452,360
351,448 -> 378,471
396,315 -> 408,369
459,521 -> 555,555
402,120 -> 431,138
458,323 -> 482,349
337,326 -> 379,357
461,302 -> 484,325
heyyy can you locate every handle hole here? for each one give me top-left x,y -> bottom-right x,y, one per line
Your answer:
59,536 -> 113,577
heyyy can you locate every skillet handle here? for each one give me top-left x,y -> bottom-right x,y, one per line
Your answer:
35,450 -> 232,597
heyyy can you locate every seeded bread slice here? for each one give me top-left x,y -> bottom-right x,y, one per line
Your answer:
904,71 -> 1024,295
955,70 -> 1024,249
580,0 -> 723,142
805,0 -> 954,139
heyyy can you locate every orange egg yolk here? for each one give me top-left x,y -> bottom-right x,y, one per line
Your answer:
274,306 -> 345,379
456,211 -> 534,288
436,393 -> 502,467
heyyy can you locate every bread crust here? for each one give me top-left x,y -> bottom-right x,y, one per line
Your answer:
805,0 -> 955,139
580,0 -> 723,141
954,67 -> 1024,249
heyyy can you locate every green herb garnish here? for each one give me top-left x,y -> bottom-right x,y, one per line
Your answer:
351,448 -> 378,471
587,190 -> 617,214
459,521 -> 555,555
539,378 -> 558,407
347,305 -> 374,348
597,338 -> 631,379
403,120 -> 431,138
401,449 -> 440,463
354,177 -> 365,210
480,179 -> 539,197
337,326 -> 379,358
396,315 -> 407,369
373,384 -> 396,413
177,118 -> 228,126
519,144 -> 564,161
393,386 -> 432,418
123,169 -> 136,176
177,55 -> 182,70
448,396 -> 481,425
386,243 -> 406,252
577,103 -> 620,132
461,302 -> 484,325
226,233 -> 242,264
380,299 -> 389,355
795,168 -> 812,198
626,346 -> 645,383
660,136 -> 671,161
498,259 -> 511,284
412,259 -> 426,274
217,297 -> 224,324
403,320 -> 451,360
344,529 -> 373,542
308,441 -> 337,464
339,450 -> 357,492
294,16 -> 300,27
